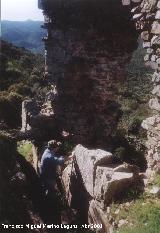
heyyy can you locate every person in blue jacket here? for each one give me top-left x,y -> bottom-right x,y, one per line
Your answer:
40,140 -> 72,195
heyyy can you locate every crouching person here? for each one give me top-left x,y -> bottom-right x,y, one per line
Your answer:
40,140 -> 72,196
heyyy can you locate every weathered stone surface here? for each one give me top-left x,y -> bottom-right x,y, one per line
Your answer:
113,163 -> 140,173
156,58 -> 160,65
62,163 -> 75,207
152,85 -> 160,97
73,144 -> 113,196
141,116 -> 157,130
72,145 -> 141,206
131,0 -> 141,3
157,1 -> 160,9
88,200 -> 112,233
94,164 -> 140,205
133,13 -> 143,20
38,0 -> 140,147
141,0 -> 157,13
151,21 -> 160,34
141,31 -> 150,41
144,54 -> 150,61
155,10 -> 160,19
151,35 -> 159,46
62,145 -> 141,231
143,42 -> 151,48
145,61 -> 158,70
147,48 -> 153,54
152,72 -> 160,83
21,100 -> 40,132
149,98 -> 160,111
151,55 -> 157,62
37,0 -> 160,177
149,186 -> 160,197
122,0 -> 131,6
38,0 -> 160,208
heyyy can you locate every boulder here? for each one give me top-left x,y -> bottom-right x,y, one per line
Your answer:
149,98 -> 160,111
94,164 -> 140,205
72,145 -> 141,206
73,144 -> 114,196
152,72 -> 160,83
62,145 -> 142,229
149,186 -> 160,197
151,21 -> 160,35
141,116 -> 157,130
122,0 -> 131,6
152,85 -> 160,97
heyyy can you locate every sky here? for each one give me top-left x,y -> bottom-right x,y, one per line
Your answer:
1,0 -> 44,21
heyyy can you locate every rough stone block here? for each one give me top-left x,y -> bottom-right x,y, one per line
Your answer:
73,145 -> 113,196
122,0 -> 131,5
151,35 -> 160,46
152,85 -> 160,97
157,1 -> 160,9
131,0 -> 141,2
152,72 -> 160,83
141,116 -> 157,130
133,13 -> 143,20
141,31 -> 150,41
143,42 -> 151,48
144,54 -> 150,61
94,164 -> 140,205
155,10 -> 160,19
149,98 -> 160,111
151,21 -> 160,34
88,200 -> 112,233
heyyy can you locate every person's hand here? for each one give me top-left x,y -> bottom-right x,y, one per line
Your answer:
64,154 -> 74,163
68,155 -> 73,160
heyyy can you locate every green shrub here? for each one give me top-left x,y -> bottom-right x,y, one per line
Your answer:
17,141 -> 32,159
114,147 -> 126,161
128,117 -> 143,135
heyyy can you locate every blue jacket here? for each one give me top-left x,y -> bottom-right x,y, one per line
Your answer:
40,148 -> 64,180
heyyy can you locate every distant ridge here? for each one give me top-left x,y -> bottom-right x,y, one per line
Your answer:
1,20 -> 45,54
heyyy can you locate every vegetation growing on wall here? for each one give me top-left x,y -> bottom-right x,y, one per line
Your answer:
112,40 -> 152,170
118,40 -> 152,136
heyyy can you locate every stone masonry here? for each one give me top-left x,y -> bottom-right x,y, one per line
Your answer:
39,0 -> 138,147
38,0 -> 160,174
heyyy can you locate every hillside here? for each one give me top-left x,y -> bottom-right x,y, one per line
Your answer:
0,40 -> 47,128
1,20 -> 45,54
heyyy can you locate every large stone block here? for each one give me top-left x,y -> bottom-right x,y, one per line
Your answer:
152,85 -> 160,97
122,0 -> 131,5
141,0 -> 157,13
94,164 -> 140,205
73,144 -> 113,196
152,72 -> 160,83
149,98 -> 160,111
141,116 -> 157,130
151,21 -> 160,34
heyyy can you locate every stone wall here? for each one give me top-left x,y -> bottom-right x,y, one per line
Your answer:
39,0 -> 138,147
38,0 -> 160,173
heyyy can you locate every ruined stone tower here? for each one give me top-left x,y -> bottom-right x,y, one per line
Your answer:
38,0 -> 160,173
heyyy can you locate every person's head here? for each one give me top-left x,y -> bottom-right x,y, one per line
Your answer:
47,140 -> 61,153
